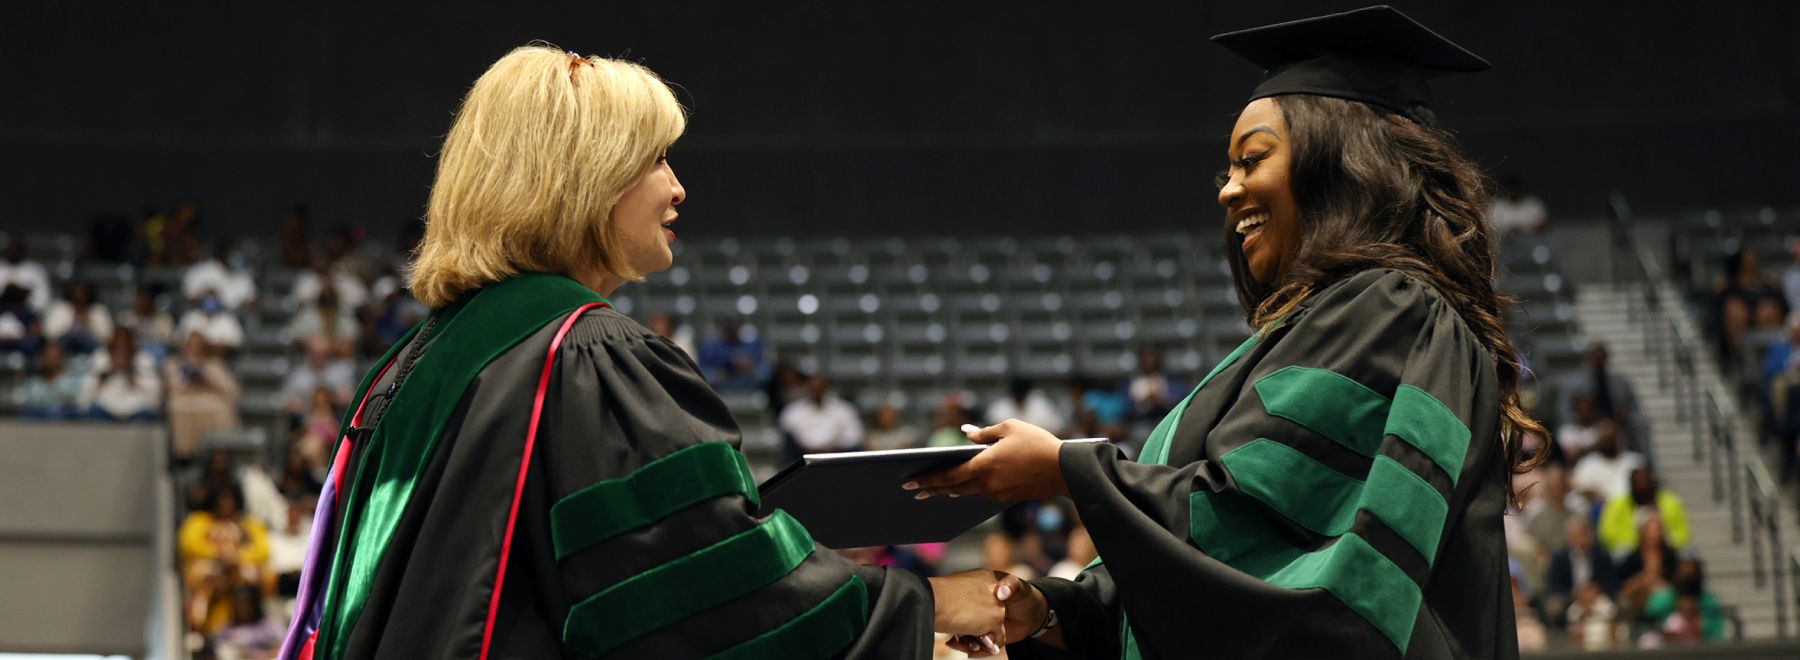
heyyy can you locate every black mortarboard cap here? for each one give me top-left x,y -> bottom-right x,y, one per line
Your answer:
1210,5 -> 1488,117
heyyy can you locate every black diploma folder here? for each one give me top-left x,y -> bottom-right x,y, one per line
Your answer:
756,439 -> 1106,549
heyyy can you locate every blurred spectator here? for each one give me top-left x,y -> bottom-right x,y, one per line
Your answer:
647,311 -> 698,360
1546,517 -> 1620,628
764,361 -> 809,466
0,237 -> 51,311
1522,464 -> 1578,555
1644,558 -> 1727,645
985,376 -> 1066,434
291,386 -> 341,477
981,531 -> 1036,581
17,342 -> 87,419
43,280 -> 112,355
1617,517 -> 1680,617
277,204 -> 313,269
1513,573 -> 1548,652
177,291 -> 245,353
0,284 -> 45,357
778,374 -> 862,452
698,318 -> 768,389
211,585 -> 286,660
1128,347 -> 1180,420
926,396 -> 981,447
288,286 -> 359,357
80,327 -> 161,421
1555,392 -> 1604,464
1568,580 -> 1621,650
291,255 -> 368,312
1562,343 -> 1650,462
322,224 -> 373,284
1784,237 -> 1800,315
1716,247 -> 1788,361
117,284 -> 177,357
1048,526 -> 1097,580
1488,173 -> 1548,236
1598,467 -> 1691,557
282,337 -> 356,415
1570,421 -> 1644,505
183,239 -> 258,311
268,494 -> 317,599
1768,314 -> 1800,482
164,332 -> 242,459
363,251 -> 428,359
151,200 -> 204,267
178,484 -> 269,635
278,439 -> 325,497
864,403 -> 921,451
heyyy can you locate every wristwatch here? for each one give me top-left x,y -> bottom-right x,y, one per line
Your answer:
1029,605 -> 1059,639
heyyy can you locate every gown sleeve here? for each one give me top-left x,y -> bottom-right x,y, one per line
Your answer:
532,311 -> 934,659
1016,270 -> 1499,659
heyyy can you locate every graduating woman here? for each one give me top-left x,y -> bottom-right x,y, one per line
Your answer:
279,46 -> 1001,660
912,7 -> 1543,659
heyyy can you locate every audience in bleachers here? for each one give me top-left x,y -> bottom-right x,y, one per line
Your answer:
1569,421 -> 1645,505
0,284 -> 45,357
82,326 -> 161,422
864,403 -> 921,451
1546,517 -> 1621,630
177,483 -> 269,636
183,240 -> 259,312
282,337 -> 356,414
1716,247 -> 1790,363
43,280 -> 112,355
699,316 -> 768,389
164,332 -> 241,459
983,376 -> 1066,435
1488,173 -> 1549,236
647,310 -> 698,360
288,286 -> 359,358
779,373 -> 864,452
118,284 -> 177,357
177,292 -> 245,354
17,342 -> 85,418
1128,347 -> 1180,422
0,238 -> 52,311
1597,467 -> 1692,558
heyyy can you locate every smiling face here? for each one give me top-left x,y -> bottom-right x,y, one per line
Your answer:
609,153 -> 687,276
1218,97 -> 1303,285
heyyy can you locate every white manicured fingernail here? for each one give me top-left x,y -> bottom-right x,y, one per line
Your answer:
961,424 -> 981,434
997,584 -> 1013,600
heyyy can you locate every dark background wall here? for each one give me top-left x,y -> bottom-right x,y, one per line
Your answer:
3,0 -> 1797,240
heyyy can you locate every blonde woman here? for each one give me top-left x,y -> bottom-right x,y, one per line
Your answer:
279,46 -> 998,660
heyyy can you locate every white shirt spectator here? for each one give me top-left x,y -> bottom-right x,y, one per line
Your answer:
291,270 -> 368,312
183,258 -> 258,310
1489,195 -> 1548,235
985,391 -> 1068,435
287,306 -> 360,346
43,301 -> 113,344
0,257 -> 52,311
282,356 -> 357,413
779,395 -> 865,452
177,310 -> 245,350
1556,422 -> 1600,459
1782,250 -> 1800,315
1570,451 -> 1645,501
80,350 -> 161,418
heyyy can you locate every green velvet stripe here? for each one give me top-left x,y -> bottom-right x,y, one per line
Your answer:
707,576 -> 869,660
1188,489 -> 1305,578
1384,385 -> 1472,485
550,441 -> 758,560
1139,332 -> 1261,466
1253,366 -> 1390,458
316,273 -> 605,660
563,510 -> 817,657
1219,438 -> 1363,537
1360,455 -> 1449,563
1265,533 -> 1422,653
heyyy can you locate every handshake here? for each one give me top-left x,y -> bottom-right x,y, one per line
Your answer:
927,569 -> 1055,657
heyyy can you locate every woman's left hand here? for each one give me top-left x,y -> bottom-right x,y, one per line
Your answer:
903,420 -> 1069,502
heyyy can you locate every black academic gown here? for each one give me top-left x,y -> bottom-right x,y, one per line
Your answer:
289,275 -> 933,659
1014,270 -> 1516,660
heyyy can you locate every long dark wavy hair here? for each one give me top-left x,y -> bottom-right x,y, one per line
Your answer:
1223,94 -> 1546,502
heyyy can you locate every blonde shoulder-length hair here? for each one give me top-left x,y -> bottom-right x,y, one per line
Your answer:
407,45 -> 686,308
